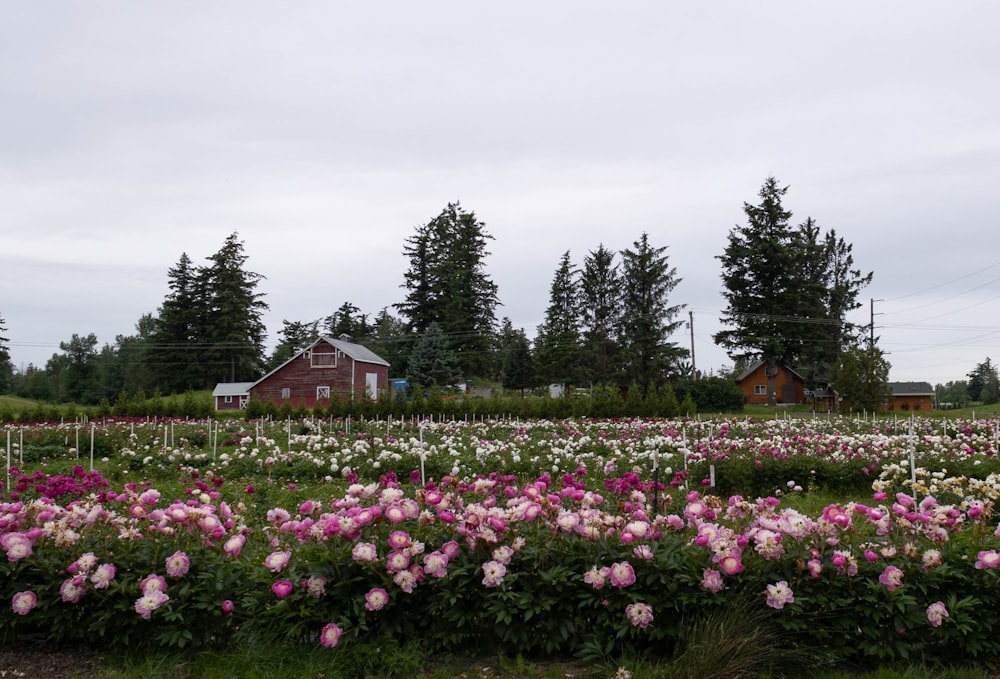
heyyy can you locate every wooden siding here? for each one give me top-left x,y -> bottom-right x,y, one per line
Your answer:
736,363 -> 806,405
250,350 -> 388,407
888,394 -> 933,412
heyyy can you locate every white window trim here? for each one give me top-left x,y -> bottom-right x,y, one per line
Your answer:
311,352 -> 337,368
317,386 -> 330,399
281,387 -> 291,399
754,385 -> 767,395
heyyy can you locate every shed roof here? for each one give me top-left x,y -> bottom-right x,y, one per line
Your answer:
212,382 -> 254,397
889,381 -> 934,396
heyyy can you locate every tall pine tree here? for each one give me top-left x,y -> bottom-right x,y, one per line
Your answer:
534,251 -> 583,386
150,252 -> 203,393
199,232 -> 269,384
396,203 -> 500,377
716,177 -> 872,403
617,233 -> 686,388
579,245 -> 621,386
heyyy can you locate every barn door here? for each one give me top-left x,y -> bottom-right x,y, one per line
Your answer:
365,372 -> 378,400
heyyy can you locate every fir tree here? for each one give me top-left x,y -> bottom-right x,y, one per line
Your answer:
618,233 -> 686,388
579,244 -> 621,385
534,251 -> 583,386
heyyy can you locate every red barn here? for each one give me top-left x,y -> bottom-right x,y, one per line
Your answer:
213,336 -> 390,410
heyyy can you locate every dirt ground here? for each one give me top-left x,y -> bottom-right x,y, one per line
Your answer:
0,642 -> 105,679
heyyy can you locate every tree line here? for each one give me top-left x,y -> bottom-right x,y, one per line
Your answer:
1,178 -> 987,413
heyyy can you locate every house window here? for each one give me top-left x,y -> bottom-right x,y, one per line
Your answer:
281,387 -> 291,399
317,386 -> 330,400
311,352 -> 337,368
754,385 -> 766,395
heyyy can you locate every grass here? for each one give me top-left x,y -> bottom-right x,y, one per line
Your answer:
48,647 -> 1000,679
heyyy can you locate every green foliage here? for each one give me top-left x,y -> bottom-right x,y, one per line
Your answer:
833,344 -> 892,412
396,202 -> 500,378
617,233 -> 687,389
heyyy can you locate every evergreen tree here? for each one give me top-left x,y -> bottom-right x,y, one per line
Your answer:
534,251 -> 583,386
968,358 -> 998,403
795,220 -> 873,387
618,233 -> 686,388
368,308 -> 410,379
832,343 -> 892,412
267,319 -> 320,369
150,253 -> 203,393
497,318 -> 534,396
324,302 -> 370,341
579,245 -> 621,386
715,177 -> 871,404
0,313 -> 12,393
57,333 -> 100,403
397,203 -> 500,377
198,233 -> 269,384
406,322 -> 463,388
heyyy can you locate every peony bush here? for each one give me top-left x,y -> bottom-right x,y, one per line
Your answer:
2,414 -> 1000,665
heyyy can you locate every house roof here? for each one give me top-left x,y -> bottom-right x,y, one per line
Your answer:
889,381 -> 934,396
734,359 -> 805,383
212,382 -> 255,397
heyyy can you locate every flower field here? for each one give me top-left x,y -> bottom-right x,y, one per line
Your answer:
3,414 -> 1000,669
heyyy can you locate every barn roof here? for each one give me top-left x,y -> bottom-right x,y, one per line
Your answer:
325,336 -> 390,367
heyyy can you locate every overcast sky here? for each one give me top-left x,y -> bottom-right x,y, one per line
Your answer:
3,2 -> 999,387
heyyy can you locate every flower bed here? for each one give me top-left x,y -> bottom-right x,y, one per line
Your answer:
3,415 -> 1000,665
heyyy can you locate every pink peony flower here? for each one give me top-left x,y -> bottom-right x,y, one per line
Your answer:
221,599 -> 234,617
583,566 -> 610,590
2,533 -> 32,562
422,551 -> 449,578
271,580 -> 294,598
718,554 -> 744,576
352,542 -> 378,562
140,574 -> 167,594
223,534 -> 246,558
701,568 -> 724,593
364,587 -> 389,611
90,563 -> 117,589
926,601 -> 949,627
765,580 -> 794,609
609,561 -> 636,588
302,575 -> 327,597
264,550 -> 291,573
481,560 -> 507,587
626,602 -> 654,629
165,551 -> 190,577
11,591 -> 37,616
879,565 -> 905,591
319,622 -> 343,648
387,530 -> 412,550
976,549 -> 1000,569
135,590 -> 169,619
60,577 -> 86,604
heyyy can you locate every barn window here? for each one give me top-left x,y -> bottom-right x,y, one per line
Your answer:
317,386 -> 330,400
224,395 -> 233,403
311,352 -> 337,368
281,387 -> 291,399
754,385 -> 766,395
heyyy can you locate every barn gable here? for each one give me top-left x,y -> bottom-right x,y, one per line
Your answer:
213,336 -> 390,410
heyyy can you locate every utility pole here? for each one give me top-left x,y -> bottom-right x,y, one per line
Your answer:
689,310 -> 697,380
869,298 -> 883,348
